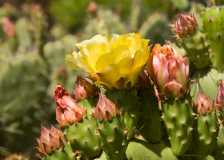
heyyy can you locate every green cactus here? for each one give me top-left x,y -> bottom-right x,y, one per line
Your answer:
43,144 -> 74,160
170,0 -> 189,10
15,18 -> 32,53
65,99 -> 102,159
43,35 -> 77,94
0,53 -> 51,153
177,31 -> 211,70
28,2 -> 224,160
126,141 -> 161,160
191,69 -> 224,100
202,6 -> 224,71
65,119 -> 102,159
49,0 -> 90,30
162,99 -> 193,156
215,125 -> 224,159
105,89 -> 139,140
174,6 -> 211,71
160,147 -> 178,160
194,112 -> 218,158
83,9 -> 125,38
97,118 -> 127,160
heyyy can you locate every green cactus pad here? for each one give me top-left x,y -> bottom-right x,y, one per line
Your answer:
66,98 -> 102,159
42,144 -> 74,160
195,111 -> 218,158
215,125 -> 224,159
106,89 -> 139,139
202,7 -> 224,71
78,99 -> 96,119
126,141 -> 160,160
160,147 -> 178,160
190,69 -> 224,100
65,118 -> 102,159
162,99 -> 193,156
97,118 -> 127,160
178,31 -> 211,70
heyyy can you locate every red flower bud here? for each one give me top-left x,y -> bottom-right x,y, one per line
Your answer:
36,126 -> 65,156
54,85 -> 85,127
194,92 -> 213,114
173,13 -> 198,38
147,44 -> 189,98
73,77 -> 96,101
54,84 -> 69,106
215,80 -> 224,110
93,94 -> 118,121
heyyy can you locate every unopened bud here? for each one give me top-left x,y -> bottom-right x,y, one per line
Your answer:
194,92 -> 213,114
36,126 -> 65,156
215,80 -> 224,110
73,77 -> 96,101
93,94 -> 119,121
54,84 -> 85,127
173,13 -> 197,38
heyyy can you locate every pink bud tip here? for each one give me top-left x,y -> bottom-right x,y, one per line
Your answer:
147,44 -> 189,98
215,80 -> 224,110
73,77 -> 96,101
194,92 -> 214,114
173,13 -> 198,38
2,17 -> 15,38
36,126 -> 65,156
54,84 -> 85,127
93,94 -> 119,121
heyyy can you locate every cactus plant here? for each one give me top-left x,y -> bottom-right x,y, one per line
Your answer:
34,21 -> 224,159
0,53 -> 52,155
173,12 -> 211,71
0,0 -> 213,159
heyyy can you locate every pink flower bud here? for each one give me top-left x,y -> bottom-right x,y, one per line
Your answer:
54,85 -> 85,127
173,13 -> 197,38
194,92 -> 213,114
73,77 -> 96,101
2,17 -> 15,38
36,126 -> 65,156
87,2 -> 97,14
147,44 -> 189,98
93,94 -> 119,121
54,84 -> 69,107
215,80 -> 224,110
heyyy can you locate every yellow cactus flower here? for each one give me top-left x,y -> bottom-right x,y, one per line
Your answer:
66,33 -> 150,89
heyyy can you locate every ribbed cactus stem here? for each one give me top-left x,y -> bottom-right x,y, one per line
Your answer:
97,118 -> 127,160
193,92 -> 218,158
65,99 -> 102,159
196,112 -> 218,158
202,6 -> 224,71
162,99 -> 193,155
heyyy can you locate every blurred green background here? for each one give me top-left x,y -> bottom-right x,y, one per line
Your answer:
0,0 -> 219,159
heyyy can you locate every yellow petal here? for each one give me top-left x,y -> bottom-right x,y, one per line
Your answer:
66,33 -> 150,88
